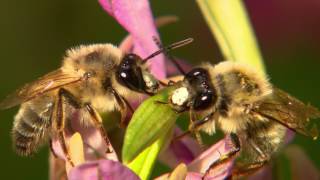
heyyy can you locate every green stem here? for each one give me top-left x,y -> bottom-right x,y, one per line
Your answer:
196,0 -> 266,75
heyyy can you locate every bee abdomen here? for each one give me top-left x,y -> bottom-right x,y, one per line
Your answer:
12,105 -> 51,156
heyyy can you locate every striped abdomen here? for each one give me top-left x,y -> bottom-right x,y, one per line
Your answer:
12,102 -> 52,156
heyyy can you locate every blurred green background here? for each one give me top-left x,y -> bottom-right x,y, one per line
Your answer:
0,0 -> 319,179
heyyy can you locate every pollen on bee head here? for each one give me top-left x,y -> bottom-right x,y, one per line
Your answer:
171,87 -> 189,106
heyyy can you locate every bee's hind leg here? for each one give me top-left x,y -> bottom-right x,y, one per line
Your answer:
55,88 -> 75,166
226,160 -> 267,180
203,133 -> 241,179
57,89 -> 113,160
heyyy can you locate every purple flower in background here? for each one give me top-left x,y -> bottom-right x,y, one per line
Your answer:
68,159 -> 140,180
99,0 -> 166,79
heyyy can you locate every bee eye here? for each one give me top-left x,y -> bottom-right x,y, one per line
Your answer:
193,91 -> 214,110
186,68 -> 206,78
116,53 -> 152,93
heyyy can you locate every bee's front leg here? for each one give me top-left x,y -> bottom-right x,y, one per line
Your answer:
110,88 -> 132,127
172,111 -> 215,145
189,108 -> 205,147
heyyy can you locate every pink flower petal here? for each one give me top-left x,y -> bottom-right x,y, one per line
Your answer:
99,0 -> 166,78
68,160 -> 140,180
185,172 -> 204,180
188,136 -> 234,178
159,128 -> 201,168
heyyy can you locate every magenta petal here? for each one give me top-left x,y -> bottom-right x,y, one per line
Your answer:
119,35 -> 134,54
185,172 -> 203,180
99,0 -> 166,78
188,136 -> 233,178
68,160 -> 140,180
159,128 -> 201,168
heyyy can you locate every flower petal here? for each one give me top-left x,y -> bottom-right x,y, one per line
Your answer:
159,128 -> 201,168
187,136 -> 234,178
118,16 -> 179,54
99,0 -> 166,78
68,160 -> 140,180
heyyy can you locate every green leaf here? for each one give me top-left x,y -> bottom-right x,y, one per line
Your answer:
126,129 -> 173,180
196,0 -> 266,75
122,87 -> 178,164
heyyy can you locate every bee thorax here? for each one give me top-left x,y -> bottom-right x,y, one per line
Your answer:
171,87 -> 189,106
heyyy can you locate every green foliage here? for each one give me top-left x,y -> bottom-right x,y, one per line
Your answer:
122,87 -> 178,178
196,0 -> 266,74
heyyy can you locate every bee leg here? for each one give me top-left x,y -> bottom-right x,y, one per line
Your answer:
49,139 -> 58,158
228,160 -> 267,179
203,133 -> 241,179
159,80 -> 168,87
111,88 -> 129,127
58,89 -> 113,156
55,89 -> 74,166
189,109 -> 205,148
159,80 -> 177,87
191,112 -> 215,129
121,96 -> 134,113
85,103 -> 113,153
172,112 -> 214,143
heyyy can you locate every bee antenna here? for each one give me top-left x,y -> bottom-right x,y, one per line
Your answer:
143,38 -> 193,67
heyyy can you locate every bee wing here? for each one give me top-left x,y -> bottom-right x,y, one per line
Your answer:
253,88 -> 320,139
0,69 -> 82,109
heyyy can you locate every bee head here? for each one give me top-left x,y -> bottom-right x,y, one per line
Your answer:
116,53 -> 159,95
116,38 -> 194,95
170,68 -> 216,112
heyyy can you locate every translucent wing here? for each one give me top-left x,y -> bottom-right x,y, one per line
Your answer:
0,69 -> 82,109
252,88 -> 320,139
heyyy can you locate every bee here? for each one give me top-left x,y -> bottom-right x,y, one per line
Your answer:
0,38 -> 193,166
165,61 -> 320,178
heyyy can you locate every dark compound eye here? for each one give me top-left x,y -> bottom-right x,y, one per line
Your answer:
184,68 -> 217,110
120,54 -> 139,68
185,68 -> 210,89
116,54 -> 146,93
193,90 -> 214,110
